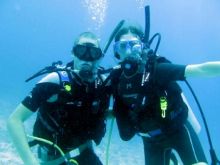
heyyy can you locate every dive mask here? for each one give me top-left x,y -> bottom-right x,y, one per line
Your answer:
114,40 -> 144,57
114,40 -> 144,76
73,44 -> 103,61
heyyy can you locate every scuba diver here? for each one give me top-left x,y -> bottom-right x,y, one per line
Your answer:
109,21 -> 220,165
7,32 -> 111,165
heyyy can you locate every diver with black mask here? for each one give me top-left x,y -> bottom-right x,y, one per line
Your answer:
7,32 -> 110,165
109,21 -> 220,165
72,40 -> 103,82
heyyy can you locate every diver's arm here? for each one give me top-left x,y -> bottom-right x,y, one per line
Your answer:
7,104 -> 40,165
7,73 -> 60,165
185,61 -> 220,78
38,72 -> 60,84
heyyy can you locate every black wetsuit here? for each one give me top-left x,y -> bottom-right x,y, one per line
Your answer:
111,58 -> 207,165
22,71 -> 110,165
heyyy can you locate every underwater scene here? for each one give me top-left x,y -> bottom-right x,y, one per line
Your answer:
0,0 -> 220,164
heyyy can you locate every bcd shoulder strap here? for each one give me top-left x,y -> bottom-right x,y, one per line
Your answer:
146,55 -> 171,84
145,55 -> 172,118
57,70 -> 72,93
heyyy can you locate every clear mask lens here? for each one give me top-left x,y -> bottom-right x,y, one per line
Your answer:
114,40 -> 143,55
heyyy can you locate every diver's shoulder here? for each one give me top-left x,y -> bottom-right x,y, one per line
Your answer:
153,54 -> 171,63
38,72 -> 60,84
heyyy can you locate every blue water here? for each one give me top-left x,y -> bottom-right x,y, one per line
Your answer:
0,0 -> 220,164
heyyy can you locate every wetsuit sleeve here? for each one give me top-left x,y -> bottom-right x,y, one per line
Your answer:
154,63 -> 186,85
22,82 -> 61,112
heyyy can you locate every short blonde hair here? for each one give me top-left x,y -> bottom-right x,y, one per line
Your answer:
74,32 -> 100,46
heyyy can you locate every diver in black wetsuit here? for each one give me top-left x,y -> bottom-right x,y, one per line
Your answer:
109,21 -> 220,165
7,32 -> 110,165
